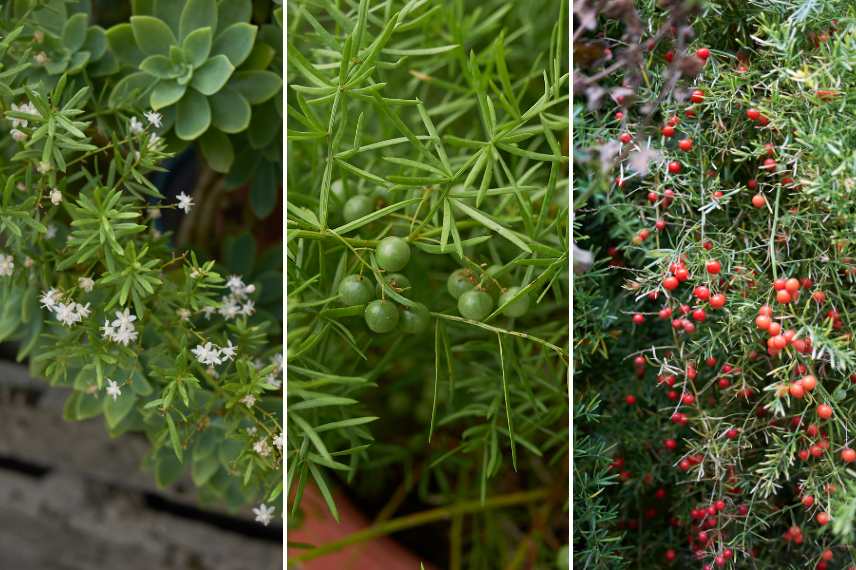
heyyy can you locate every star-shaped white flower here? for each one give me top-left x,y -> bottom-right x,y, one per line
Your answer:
129,116 -> 144,134
240,394 -> 256,407
49,188 -> 62,205
252,503 -> 275,526
0,254 -> 13,277
78,276 -> 95,292
273,433 -> 283,450
176,192 -> 193,214
143,110 -> 162,128
105,379 -> 122,401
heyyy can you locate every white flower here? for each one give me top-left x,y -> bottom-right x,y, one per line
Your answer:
40,288 -> 62,311
226,275 -> 245,292
220,339 -> 237,360
177,308 -> 191,321
190,268 -> 202,279
54,302 -> 89,326
192,342 -> 222,366
49,188 -> 62,205
253,438 -> 271,457
246,426 -> 257,435
78,276 -> 95,292
0,254 -> 13,277
101,309 -> 139,346
218,298 -> 241,320
34,51 -> 47,65
264,374 -> 282,390
176,192 -> 193,214
45,225 -> 57,239
33,31 -> 44,43
240,300 -> 255,316
252,503 -> 275,526
273,433 -> 283,450
37,161 -> 51,174
144,110 -> 162,128
10,128 -> 27,142
272,353 -> 283,371
129,116 -> 144,134
24,257 -> 33,268
105,379 -> 122,401
240,394 -> 256,407
201,305 -> 216,319
10,101 -> 38,128
16,182 -> 26,192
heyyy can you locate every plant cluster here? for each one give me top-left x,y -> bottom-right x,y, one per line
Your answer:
287,0 -> 569,565
0,0 -> 283,522
574,0 -> 855,568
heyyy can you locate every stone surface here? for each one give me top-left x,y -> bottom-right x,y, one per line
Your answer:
0,360 -> 282,569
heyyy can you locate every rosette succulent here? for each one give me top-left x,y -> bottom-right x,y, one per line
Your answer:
106,0 -> 282,167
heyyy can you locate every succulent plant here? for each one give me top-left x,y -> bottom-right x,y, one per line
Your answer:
13,0 -> 114,85
106,0 -> 282,166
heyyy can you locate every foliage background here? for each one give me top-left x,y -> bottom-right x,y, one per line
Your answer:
573,0 -> 855,568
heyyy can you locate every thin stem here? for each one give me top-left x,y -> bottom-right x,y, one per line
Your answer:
292,488 -> 551,562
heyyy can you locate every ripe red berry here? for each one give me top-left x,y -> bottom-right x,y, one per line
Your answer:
762,157 -> 777,171
842,448 -> 856,463
692,308 -> 706,322
752,193 -> 766,208
785,277 -> 800,293
767,321 -> 782,336
706,260 -> 721,274
664,276 -> 679,290
648,191 -> 659,203
665,50 -> 674,63
655,219 -> 666,231
817,512 -> 830,525
661,125 -> 676,137
678,138 -> 693,151
625,394 -> 637,405
674,267 -> 690,281
615,111 -> 624,120
693,286 -> 710,301
755,315 -> 771,330
800,375 -> 817,391
776,290 -> 792,304
747,179 -> 758,190
665,548 -> 676,562
789,383 -> 805,399
726,428 -> 739,440
696,47 -> 710,60
664,438 -> 678,450
682,393 -> 696,405
710,294 -> 726,309
773,278 -> 786,291
817,404 -> 833,420
802,495 -> 814,507
690,90 -> 705,103
746,108 -> 761,121
620,133 -> 632,144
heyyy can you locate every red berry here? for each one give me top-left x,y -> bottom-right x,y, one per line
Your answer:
817,404 -> 833,420
615,111 -> 624,120
648,191 -> 659,203
690,89 -> 705,103
755,315 -> 771,330
789,383 -> 805,399
625,394 -> 637,405
802,495 -> 814,507
776,290 -> 792,304
706,260 -> 721,274
773,278 -> 787,291
752,193 -> 766,208
726,428 -> 739,439
661,125 -> 676,137
655,219 -> 666,231
762,157 -> 777,172
746,108 -> 761,121
678,138 -> 693,151
785,277 -> 800,293
632,313 -> 645,325
694,286 -> 711,301
620,133 -> 632,144
800,375 -> 816,391
664,276 -> 679,290
692,308 -> 706,322
747,179 -> 758,190
665,438 -> 678,450
817,512 -> 830,525
674,267 -> 690,281
665,50 -> 674,63
710,294 -> 726,309
665,548 -> 676,562
696,48 -> 710,59
682,393 -> 695,405
843,448 -> 856,463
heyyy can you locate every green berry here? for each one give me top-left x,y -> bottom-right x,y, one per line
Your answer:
498,286 -> 529,317
364,300 -> 399,333
343,195 -> 374,223
376,237 -> 410,271
447,268 -> 476,299
458,290 -> 493,321
400,303 -> 430,334
338,275 -> 374,306
376,273 -> 411,297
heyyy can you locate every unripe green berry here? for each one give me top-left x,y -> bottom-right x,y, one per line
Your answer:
343,195 -> 374,223
338,274 -> 374,306
400,303 -> 430,334
376,237 -> 410,272
364,300 -> 399,333
447,268 -> 476,299
458,290 -> 493,321
376,273 -> 411,297
498,286 -> 529,317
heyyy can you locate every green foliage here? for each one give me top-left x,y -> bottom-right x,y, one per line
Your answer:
288,0 -> 568,565
574,1 -> 856,568
0,1 -> 283,519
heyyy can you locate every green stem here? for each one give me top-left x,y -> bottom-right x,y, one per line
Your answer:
292,488 -> 550,562
288,228 -> 379,247
431,312 -> 568,358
